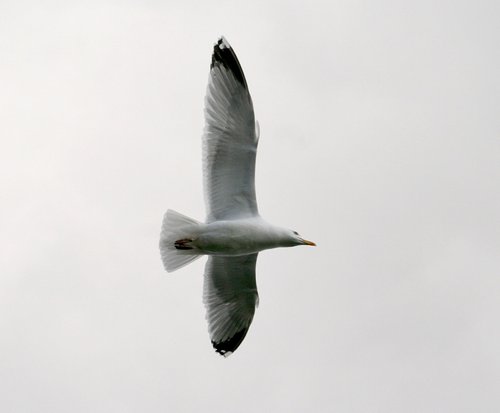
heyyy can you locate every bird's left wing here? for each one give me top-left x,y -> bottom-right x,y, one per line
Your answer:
203,253 -> 259,357
203,37 -> 259,222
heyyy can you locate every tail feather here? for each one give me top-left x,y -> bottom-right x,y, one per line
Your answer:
159,209 -> 203,273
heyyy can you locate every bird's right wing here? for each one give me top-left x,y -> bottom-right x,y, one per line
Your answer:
203,37 -> 259,222
203,253 -> 259,357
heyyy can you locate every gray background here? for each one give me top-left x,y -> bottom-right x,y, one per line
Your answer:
1,1 -> 499,412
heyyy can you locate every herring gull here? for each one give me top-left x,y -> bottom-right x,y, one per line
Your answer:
160,37 -> 315,357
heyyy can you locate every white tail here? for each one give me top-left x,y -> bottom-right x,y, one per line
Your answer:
159,209 -> 203,273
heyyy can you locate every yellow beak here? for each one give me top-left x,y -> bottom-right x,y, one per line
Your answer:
302,239 -> 316,246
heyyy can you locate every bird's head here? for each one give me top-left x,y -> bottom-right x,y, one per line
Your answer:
287,229 -> 316,247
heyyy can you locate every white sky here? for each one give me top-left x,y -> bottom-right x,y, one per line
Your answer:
1,1 -> 499,412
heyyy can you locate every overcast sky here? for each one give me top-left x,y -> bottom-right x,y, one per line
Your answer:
1,1 -> 499,412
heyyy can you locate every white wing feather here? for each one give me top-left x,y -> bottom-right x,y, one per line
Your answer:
203,37 -> 259,222
203,254 -> 259,357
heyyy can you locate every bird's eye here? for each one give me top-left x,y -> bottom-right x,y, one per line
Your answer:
293,231 -> 299,235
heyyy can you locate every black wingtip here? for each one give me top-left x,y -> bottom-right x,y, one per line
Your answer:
210,36 -> 247,88
212,328 -> 249,357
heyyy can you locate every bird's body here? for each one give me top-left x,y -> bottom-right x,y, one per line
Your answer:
195,217 -> 300,255
160,37 -> 314,356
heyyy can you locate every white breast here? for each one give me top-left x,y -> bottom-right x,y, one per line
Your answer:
195,218 -> 280,256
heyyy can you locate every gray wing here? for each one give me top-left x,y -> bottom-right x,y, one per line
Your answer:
203,254 -> 259,357
203,37 -> 259,222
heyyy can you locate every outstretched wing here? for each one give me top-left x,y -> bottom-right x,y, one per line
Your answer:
203,37 -> 259,222
203,254 -> 259,357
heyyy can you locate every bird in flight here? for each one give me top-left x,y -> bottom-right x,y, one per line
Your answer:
160,37 -> 315,357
